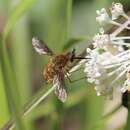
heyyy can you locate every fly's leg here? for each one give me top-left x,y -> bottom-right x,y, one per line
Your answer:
65,65 -> 84,75
70,76 -> 87,83
64,68 -> 87,83
43,78 -> 48,86
65,71 -> 73,83
66,75 -> 87,83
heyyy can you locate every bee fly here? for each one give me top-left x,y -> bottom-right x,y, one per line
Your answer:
32,37 -> 87,102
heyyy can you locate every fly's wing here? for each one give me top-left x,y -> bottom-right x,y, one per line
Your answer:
32,37 -> 54,56
53,74 -> 67,102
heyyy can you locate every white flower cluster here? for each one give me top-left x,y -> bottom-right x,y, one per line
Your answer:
96,2 -> 126,27
85,3 -> 130,98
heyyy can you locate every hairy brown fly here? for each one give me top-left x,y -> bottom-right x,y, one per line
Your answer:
32,37 -> 86,102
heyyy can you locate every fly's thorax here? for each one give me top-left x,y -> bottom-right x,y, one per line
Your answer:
51,54 -> 70,68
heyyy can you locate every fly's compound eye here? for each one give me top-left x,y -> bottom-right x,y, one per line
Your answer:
70,48 -> 76,62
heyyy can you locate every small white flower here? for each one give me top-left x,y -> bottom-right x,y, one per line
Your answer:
85,48 -> 102,82
93,33 -> 110,49
92,31 -> 130,51
85,48 -> 114,97
96,8 -> 110,26
110,2 -> 124,20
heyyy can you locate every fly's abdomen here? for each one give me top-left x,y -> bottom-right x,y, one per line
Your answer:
43,63 -> 56,83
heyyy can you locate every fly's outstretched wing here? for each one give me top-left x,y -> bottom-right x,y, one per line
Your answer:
53,74 -> 67,102
32,37 -> 54,56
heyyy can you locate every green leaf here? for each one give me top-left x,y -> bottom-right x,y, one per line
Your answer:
63,36 -> 91,50
0,34 -> 26,130
1,0 -> 37,129
3,0 -> 36,39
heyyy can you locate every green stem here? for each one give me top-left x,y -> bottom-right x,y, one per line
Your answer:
92,104 -> 122,130
103,104 -> 122,120
125,111 -> 130,130
124,92 -> 130,130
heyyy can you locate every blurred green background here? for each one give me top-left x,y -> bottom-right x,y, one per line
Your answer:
0,0 -> 130,130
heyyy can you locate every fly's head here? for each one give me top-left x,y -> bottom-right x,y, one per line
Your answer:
64,48 -> 76,63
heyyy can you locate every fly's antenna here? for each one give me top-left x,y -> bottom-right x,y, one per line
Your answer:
70,48 -> 76,62
72,57 -> 89,60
